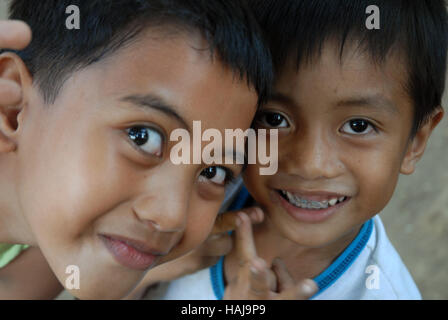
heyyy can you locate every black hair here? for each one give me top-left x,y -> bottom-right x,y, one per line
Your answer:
6,0 -> 272,106
251,0 -> 448,136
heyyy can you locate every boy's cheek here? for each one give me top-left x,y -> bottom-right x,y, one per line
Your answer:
351,157 -> 401,218
159,202 -> 219,264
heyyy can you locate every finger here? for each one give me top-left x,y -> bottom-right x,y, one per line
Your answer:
0,79 -> 21,106
235,212 -> 257,262
212,206 -> 263,235
201,233 -> 233,257
272,258 -> 295,292
247,258 -> 271,298
0,20 -> 32,50
276,279 -> 318,300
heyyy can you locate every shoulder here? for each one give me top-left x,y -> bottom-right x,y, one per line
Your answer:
314,216 -> 421,300
365,216 -> 421,299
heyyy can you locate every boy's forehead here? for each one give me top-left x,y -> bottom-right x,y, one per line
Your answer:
52,26 -> 257,131
272,40 -> 412,114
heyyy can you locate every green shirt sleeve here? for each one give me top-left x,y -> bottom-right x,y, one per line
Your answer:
0,243 -> 30,269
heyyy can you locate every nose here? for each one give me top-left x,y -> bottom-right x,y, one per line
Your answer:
132,170 -> 191,234
283,129 -> 343,181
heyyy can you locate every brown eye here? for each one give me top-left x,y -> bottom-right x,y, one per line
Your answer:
127,126 -> 163,156
257,111 -> 289,128
341,119 -> 375,135
199,166 -> 232,186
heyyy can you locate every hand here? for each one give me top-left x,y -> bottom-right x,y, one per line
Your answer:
124,207 -> 264,299
223,212 -> 318,300
0,20 -> 31,106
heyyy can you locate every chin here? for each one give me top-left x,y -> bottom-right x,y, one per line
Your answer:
267,209 -> 342,248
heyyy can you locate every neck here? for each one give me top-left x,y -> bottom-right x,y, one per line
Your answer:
253,218 -> 362,280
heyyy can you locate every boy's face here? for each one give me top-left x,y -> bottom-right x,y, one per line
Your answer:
12,30 -> 257,298
245,40 -> 440,248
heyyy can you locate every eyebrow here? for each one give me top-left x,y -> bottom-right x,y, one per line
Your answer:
268,92 -> 296,107
335,95 -> 399,114
121,94 -> 190,130
268,92 -> 398,115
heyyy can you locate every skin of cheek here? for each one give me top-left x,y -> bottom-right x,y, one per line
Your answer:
14,101 -> 134,298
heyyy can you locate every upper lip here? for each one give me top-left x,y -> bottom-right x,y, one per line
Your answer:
276,188 -> 350,202
100,234 -> 168,256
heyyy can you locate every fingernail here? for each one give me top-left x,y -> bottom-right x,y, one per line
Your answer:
254,257 -> 267,269
250,265 -> 259,275
249,211 -> 258,221
237,211 -> 247,224
250,259 -> 264,274
249,208 -> 261,221
235,215 -> 241,227
300,279 -> 318,296
255,207 -> 264,221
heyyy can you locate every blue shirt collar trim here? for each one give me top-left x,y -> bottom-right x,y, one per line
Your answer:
312,219 -> 373,298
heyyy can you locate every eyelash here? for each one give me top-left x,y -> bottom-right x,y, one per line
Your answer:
221,167 -> 237,185
340,118 -> 379,135
255,111 -> 290,128
200,166 -> 237,186
126,125 -> 165,157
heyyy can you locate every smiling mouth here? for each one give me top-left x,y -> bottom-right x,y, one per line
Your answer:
277,189 -> 349,210
100,234 -> 165,271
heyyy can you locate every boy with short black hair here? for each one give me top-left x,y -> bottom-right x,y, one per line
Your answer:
0,0 -> 273,299
141,0 -> 447,300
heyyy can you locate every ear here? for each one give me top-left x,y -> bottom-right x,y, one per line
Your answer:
0,52 -> 33,153
400,107 -> 444,175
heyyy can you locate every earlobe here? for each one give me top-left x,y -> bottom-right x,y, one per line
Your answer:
400,108 -> 444,175
0,52 -> 32,153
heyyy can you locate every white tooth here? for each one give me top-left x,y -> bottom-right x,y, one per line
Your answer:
293,195 -> 303,205
311,201 -> 321,209
338,197 -> 345,202
328,198 -> 338,206
287,193 -> 300,207
292,198 -> 301,207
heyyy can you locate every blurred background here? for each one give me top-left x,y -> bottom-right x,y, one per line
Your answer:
1,0 -> 447,299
